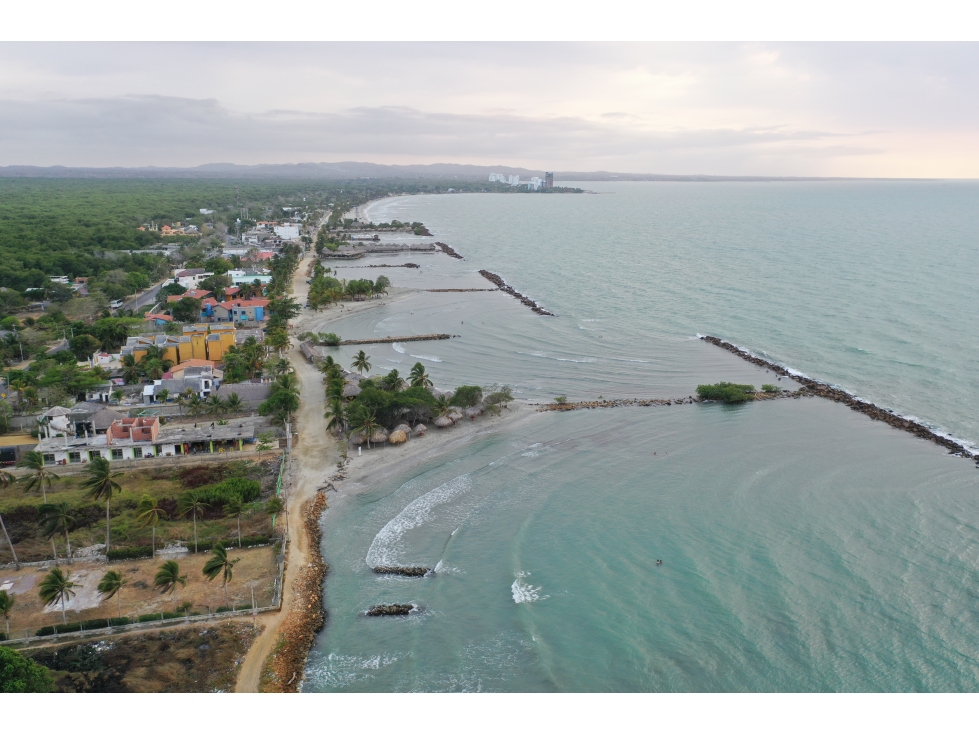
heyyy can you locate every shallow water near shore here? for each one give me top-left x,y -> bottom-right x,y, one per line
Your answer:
304,182 -> 979,692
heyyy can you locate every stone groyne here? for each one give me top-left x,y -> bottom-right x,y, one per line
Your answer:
260,494 -> 328,693
537,391 -> 798,412
478,270 -> 556,316
338,334 -> 454,346
373,566 -> 430,577
701,335 -> 977,460
343,263 -> 420,269
435,242 -> 464,259
366,604 -> 415,617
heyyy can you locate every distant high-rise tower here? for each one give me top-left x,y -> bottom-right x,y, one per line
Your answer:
545,172 -> 554,189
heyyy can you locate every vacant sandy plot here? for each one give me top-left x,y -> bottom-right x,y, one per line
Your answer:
1,544 -> 277,639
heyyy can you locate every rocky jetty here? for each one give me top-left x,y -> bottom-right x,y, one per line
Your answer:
366,604 -> 415,616
435,242 -> 464,259
260,493 -> 328,693
478,270 -> 556,316
373,566 -> 430,577
539,396 -> 700,411
701,335 -> 978,461
339,334 -> 454,345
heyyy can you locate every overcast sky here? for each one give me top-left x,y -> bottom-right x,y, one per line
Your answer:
0,43 -> 976,177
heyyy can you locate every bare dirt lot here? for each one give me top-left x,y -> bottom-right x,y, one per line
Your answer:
1,545 -> 278,639
26,621 -> 259,692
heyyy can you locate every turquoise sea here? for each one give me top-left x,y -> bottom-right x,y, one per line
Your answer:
304,181 -> 979,692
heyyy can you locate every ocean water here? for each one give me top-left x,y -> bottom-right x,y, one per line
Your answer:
304,181 -> 979,692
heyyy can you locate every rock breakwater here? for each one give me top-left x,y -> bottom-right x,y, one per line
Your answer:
260,493 -> 328,693
366,604 -> 416,616
373,566 -> 430,577
339,334 -> 454,345
435,242 -> 464,259
701,335 -> 978,461
478,270 -> 555,316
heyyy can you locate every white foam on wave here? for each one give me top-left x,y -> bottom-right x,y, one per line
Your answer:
433,559 -> 463,575
610,357 -> 651,364
518,350 -> 595,364
366,475 -> 473,567
392,342 -> 406,354
511,571 -> 547,604
410,353 -> 443,363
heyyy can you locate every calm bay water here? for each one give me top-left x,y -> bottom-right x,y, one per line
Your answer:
304,182 -> 979,692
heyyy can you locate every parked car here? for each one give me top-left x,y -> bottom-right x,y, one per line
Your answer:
109,299 -> 124,308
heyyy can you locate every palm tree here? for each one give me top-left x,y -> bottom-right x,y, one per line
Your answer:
81,456 -> 123,553
38,503 -> 76,564
434,393 -> 451,417
187,393 -> 205,417
120,354 -> 141,384
350,408 -> 381,449
202,543 -> 240,607
319,355 -> 337,374
206,394 -> 225,416
0,589 -> 13,636
39,567 -> 77,625
153,560 -> 186,611
380,369 -> 404,392
324,397 -> 347,436
351,350 -> 371,374
223,392 -> 243,414
18,451 -> 60,502
111,388 -> 124,404
223,496 -> 245,548
409,362 -> 433,389
156,388 -> 170,404
178,493 -> 209,553
174,393 -> 186,415
0,470 -> 19,570
97,570 -> 127,617
136,495 -> 168,558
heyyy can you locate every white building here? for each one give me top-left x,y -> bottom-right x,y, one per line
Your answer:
173,269 -> 213,289
273,225 -> 300,241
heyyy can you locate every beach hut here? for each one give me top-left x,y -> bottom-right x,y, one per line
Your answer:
393,423 -> 412,434
413,424 -> 428,436
349,432 -> 367,445
464,406 -> 482,420
369,429 -> 389,444
389,430 -> 408,444
343,382 -> 362,398
433,415 -> 453,428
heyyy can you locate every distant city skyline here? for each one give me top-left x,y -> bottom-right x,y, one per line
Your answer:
0,43 -> 977,178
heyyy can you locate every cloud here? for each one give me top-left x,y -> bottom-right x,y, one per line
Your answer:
0,94 -> 864,173
0,43 -> 977,175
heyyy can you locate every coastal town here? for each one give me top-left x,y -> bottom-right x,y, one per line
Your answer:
0,188 -> 526,692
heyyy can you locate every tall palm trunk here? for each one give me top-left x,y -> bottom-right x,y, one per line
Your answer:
117,591 -> 122,618
151,525 -> 156,558
65,529 -> 72,564
51,537 -> 57,561
193,514 -> 198,553
0,512 -> 17,570
225,578 -> 230,607
105,498 -> 111,553
60,596 -> 67,625
173,586 -> 179,612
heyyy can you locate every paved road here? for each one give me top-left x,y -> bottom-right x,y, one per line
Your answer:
125,280 -> 166,311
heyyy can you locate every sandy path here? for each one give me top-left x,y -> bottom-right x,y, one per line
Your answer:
235,253 -> 337,692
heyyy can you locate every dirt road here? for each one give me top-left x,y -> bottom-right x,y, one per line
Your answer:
235,253 -> 336,692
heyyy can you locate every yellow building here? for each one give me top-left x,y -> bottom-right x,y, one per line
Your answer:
124,324 -> 237,366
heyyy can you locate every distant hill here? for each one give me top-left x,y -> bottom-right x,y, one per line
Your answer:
0,162 -> 845,182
